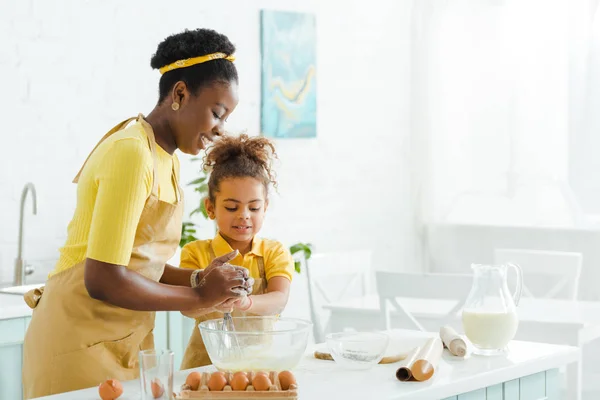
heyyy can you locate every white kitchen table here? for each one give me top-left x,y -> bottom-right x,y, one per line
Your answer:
32,329 -> 578,400
323,295 -> 600,400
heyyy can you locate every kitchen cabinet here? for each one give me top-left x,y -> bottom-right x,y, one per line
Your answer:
0,344 -> 23,400
0,309 -> 195,400
0,317 -> 27,400
440,371 -> 557,399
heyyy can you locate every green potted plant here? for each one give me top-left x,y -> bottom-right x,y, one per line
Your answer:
289,243 -> 313,273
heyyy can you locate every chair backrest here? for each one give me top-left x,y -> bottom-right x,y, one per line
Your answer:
304,250 -> 372,343
493,248 -> 583,300
375,271 -> 473,331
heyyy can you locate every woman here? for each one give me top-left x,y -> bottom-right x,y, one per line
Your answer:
22,28 -> 250,399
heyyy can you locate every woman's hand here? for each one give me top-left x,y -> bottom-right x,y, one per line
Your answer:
205,250 -> 239,273
193,250 -> 254,295
194,264 -> 251,305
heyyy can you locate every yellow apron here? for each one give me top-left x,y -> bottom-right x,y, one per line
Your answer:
22,115 -> 183,399
180,247 -> 268,370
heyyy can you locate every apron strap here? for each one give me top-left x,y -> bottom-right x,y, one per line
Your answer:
256,257 -> 268,289
138,116 -> 160,198
72,117 -> 137,183
72,114 -> 170,201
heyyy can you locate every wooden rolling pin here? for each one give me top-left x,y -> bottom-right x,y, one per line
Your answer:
439,326 -> 467,357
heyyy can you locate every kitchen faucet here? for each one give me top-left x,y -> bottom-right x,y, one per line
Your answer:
14,182 -> 37,286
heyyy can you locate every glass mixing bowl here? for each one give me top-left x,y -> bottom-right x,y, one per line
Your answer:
326,331 -> 390,370
198,316 -> 312,372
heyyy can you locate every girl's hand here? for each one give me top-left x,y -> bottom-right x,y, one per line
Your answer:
182,297 -> 238,317
232,295 -> 253,312
212,297 -> 239,313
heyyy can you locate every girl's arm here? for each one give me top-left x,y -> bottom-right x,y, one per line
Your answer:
160,264 -> 196,286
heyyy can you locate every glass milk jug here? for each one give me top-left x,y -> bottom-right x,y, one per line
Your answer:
462,263 -> 523,355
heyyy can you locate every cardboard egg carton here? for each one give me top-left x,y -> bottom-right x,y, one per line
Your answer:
177,371 -> 298,399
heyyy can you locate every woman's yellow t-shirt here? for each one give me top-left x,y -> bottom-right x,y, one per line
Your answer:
180,233 -> 294,283
49,121 -> 179,277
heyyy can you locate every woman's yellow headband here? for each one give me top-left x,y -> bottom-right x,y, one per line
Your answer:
159,52 -> 236,75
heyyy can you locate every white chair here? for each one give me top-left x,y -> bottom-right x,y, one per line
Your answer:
375,271 -> 473,331
303,250 -> 372,343
493,248 -> 583,300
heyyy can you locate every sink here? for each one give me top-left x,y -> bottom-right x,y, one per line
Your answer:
0,283 -> 44,296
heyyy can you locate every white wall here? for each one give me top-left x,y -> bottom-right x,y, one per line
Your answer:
0,0 -> 414,287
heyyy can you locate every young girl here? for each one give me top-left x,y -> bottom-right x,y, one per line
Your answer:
179,134 -> 293,369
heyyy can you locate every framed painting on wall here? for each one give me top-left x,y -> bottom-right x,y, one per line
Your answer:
260,9 -> 317,139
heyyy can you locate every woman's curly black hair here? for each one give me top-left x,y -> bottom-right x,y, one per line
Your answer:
150,28 -> 238,102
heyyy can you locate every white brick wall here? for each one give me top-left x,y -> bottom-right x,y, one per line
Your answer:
0,0 -> 415,291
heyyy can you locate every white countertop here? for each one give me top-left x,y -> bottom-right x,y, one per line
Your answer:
0,293 -> 32,320
32,329 -> 579,400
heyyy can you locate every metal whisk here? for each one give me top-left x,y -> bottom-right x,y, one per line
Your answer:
219,312 -> 243,361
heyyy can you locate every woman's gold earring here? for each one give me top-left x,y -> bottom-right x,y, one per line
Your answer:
171,102 -> 180,111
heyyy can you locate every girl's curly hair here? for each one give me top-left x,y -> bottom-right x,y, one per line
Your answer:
203,134 -> 277,201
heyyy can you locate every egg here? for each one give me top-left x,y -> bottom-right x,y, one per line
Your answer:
208,372 -> 228,391
185,371 -> 202,391
98,379 -> 123,400
151,378 -> 164,398
230,372 -> 249,391
252,373 -> 272,391
278,371 -> 297,390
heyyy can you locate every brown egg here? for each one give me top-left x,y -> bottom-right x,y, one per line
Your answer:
98,379 -> 123,400
252,373 -> 272,391
185,371 -> 202,391
151,378 -> 164,398
278,371 -> 297,390
230,372 -> 249,391
208,372 -> 228,391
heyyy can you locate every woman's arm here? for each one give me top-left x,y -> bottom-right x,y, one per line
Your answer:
226,277 -> 291,315
84,259 -> 248,311
81,139 -> 251,311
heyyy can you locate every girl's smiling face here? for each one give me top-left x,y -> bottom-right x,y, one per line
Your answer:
206,177 -> 268,251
